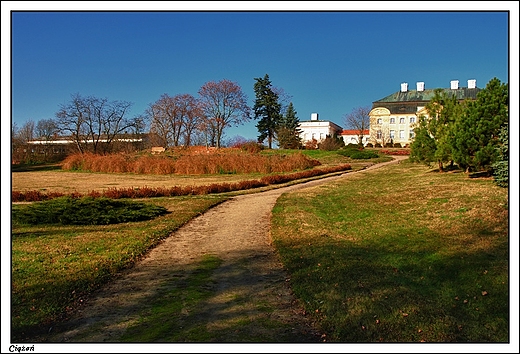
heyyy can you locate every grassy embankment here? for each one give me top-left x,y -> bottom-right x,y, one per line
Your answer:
271,159 -> 509,342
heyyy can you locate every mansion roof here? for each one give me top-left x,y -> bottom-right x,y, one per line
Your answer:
372,87 -> 481,114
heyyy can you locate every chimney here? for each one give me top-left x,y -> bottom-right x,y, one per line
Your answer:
468,79 -> 476,89
401,82 -> 408,92
311,113 -> 319,121
416,82 -> 425,92
450,80 -> 459,89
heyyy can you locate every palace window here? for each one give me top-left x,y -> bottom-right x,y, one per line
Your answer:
390,118 -> 395,124
399,130 -> 405,139
410,117 -> 416,123
399,117 -> 405,124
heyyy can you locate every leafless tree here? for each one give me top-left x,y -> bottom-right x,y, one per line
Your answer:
370,124 -> 392,147
17,120 -> 35,143
36,119 -> 59,141
56,93 -> 135,153
148,93 -> 203,148
198,79 -> 250,148
344,106 -> 371,147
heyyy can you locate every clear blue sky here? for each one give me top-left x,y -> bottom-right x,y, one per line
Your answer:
2,3 -> 520,352
6,5 -> 513,143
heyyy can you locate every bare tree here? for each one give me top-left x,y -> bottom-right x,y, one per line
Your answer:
370,124 -> 392,147
148,93 -> 203,148
56,93 -> 134,153
344,106 -> 371,147
36,119 -> 58,141
176,94 -> 203,147
148,94 -> 179,148
198,79 -> 250,148
17,120 -> 35,143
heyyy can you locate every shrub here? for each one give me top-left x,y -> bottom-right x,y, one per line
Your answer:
318,135 -> 345,151
349,150 -> 380,159
239,141 -> 265,154
305,139 -> 318,150
12,196 -> 169,225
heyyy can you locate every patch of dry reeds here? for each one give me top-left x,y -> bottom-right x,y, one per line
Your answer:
61,150 -> 320,175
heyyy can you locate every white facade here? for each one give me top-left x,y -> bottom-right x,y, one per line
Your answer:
340,130 -> 370,146
298,119 -> 343,144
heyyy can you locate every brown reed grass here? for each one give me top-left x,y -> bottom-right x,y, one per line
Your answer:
60,150 -> 320,175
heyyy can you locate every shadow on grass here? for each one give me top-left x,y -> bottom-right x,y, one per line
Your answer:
12,163 -> 62,172
17,249 -> 321,343
276,227 -> 509,342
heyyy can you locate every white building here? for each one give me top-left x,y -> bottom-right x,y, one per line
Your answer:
298,113 -> 343,145
340,129 -> 370,146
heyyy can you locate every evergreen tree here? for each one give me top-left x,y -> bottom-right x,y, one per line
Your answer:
253,74 -> 282,149
409,115 -> 437,166
451,77 -> 508,172
409,89 -> 462,171
277,102 -> 302,149
492,122 -> 508,187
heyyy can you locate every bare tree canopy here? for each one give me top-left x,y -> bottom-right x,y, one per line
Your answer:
344,106 -> 371,146
55,93 -> 135,154
148,93 -> 203,148
198,79 -> 250,148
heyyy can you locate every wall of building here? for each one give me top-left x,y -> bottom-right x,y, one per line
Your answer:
298,120 -> 343,144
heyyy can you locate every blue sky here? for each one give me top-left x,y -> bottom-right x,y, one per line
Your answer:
5,5 -> 514,144
2,3 -> 520,352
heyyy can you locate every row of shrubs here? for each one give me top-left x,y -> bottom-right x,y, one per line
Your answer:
12,164 -> 352,202
366,142 -> 409,148
379,149 -> 411,155
61,151 -> 320,175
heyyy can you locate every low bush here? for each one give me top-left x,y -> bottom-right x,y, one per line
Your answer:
337,147 -> 379,159
12,196 -> 169,225
349,150 -> 380,159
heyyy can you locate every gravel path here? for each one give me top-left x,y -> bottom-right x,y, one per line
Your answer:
45,156 -> 405,343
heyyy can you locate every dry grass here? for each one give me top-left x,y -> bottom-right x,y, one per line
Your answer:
11,170 -> 265,195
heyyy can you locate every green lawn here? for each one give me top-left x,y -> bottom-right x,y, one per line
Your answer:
271,159 -> 509,342
11,195 -> 228,341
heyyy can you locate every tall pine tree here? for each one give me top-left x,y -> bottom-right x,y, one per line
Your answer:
451,77 -> 508,172
253,74 -> 282,149
277,102 -> 302,149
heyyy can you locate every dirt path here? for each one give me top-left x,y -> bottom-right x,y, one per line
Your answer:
45,156 -> 406,343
